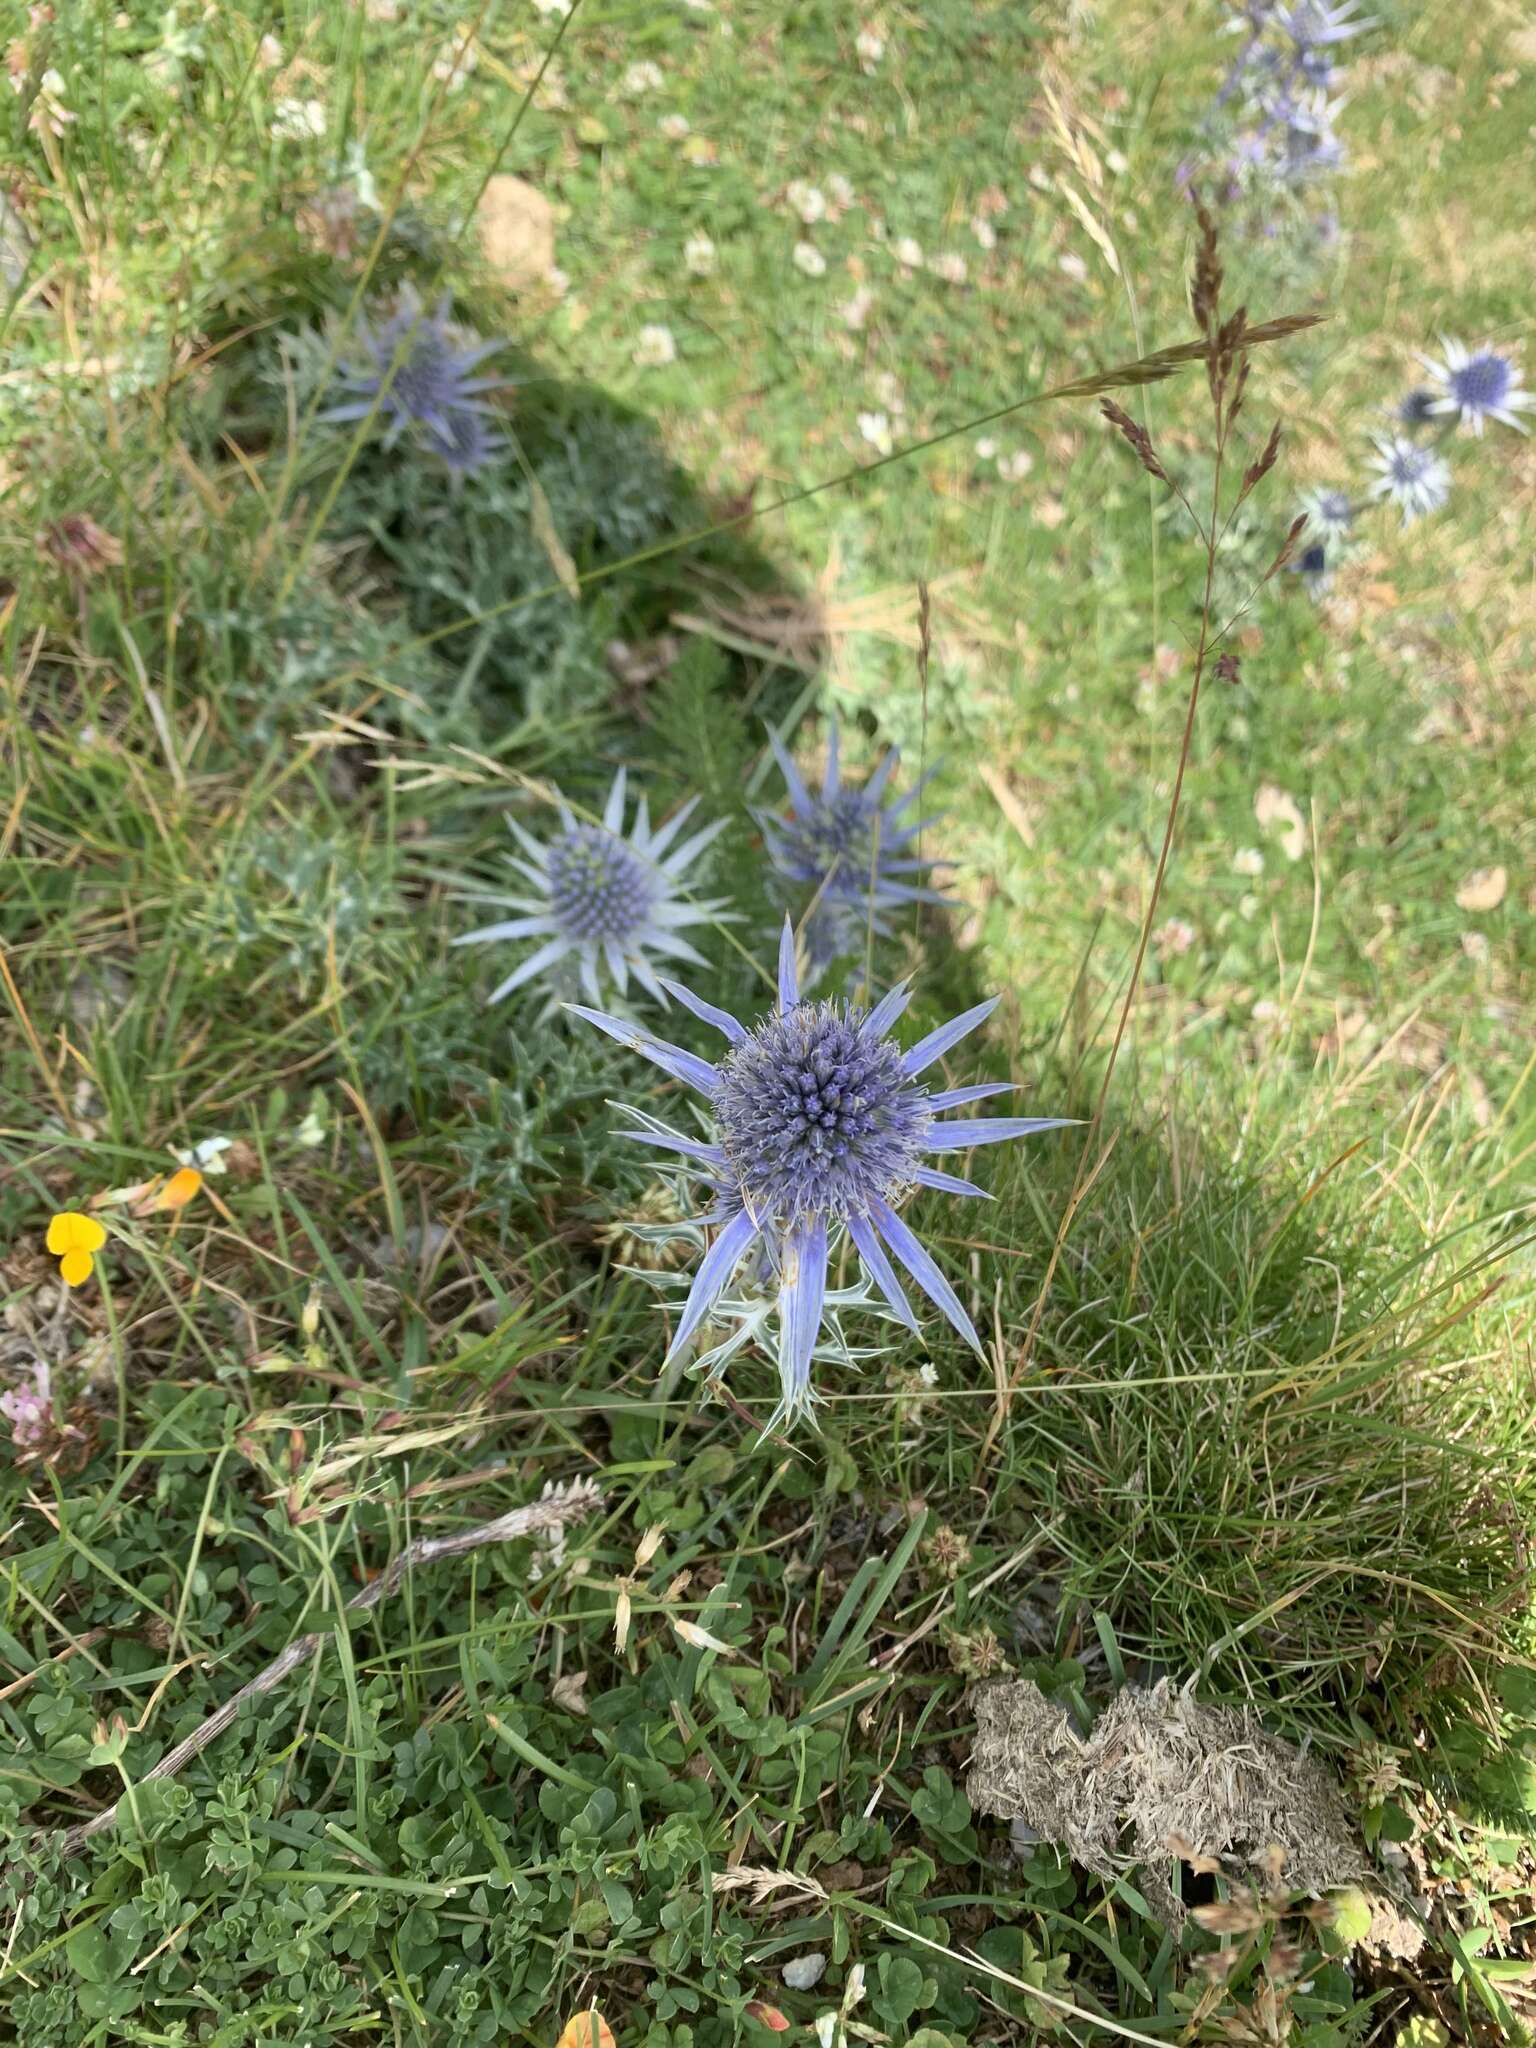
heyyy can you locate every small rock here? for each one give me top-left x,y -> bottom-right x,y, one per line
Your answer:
478,174 -> 556,291
781,1953 -> 826,1991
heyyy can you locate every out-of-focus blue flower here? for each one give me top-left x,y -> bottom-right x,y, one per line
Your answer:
757,724 -> 950,975
1366,434 -> 1452,525
571,919 -> 1073,1426
1422,339 -> 1533,438
1288,537 -> 1334,600
1396,387 -> 1439,428
325,287 -> 506,475
454,768 -> 731,1007
1298,486 -> 1354,539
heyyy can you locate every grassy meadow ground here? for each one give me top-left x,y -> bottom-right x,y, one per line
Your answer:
1,0 -> 1535,2043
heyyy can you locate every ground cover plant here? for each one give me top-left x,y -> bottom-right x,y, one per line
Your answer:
1,2 -> 1534,2045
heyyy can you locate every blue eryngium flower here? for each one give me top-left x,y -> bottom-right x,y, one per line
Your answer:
1423,339 -> 1533,438
1366,434 -> 1452,526
758,725 -> 949,972
325,288 -> 506,475
572,920 -> 1072,1425
455,769 -> 731,1006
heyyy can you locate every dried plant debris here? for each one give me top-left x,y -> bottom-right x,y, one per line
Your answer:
966,1678 -> 1424,1959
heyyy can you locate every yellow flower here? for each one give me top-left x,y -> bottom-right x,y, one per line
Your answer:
155,1167 -> 203,1212
46,1211 -> 107,1287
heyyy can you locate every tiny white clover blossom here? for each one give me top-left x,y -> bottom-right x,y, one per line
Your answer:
857,411 -> 893,454
633,323 -> 677,367
658,111 -> 691,139
893,235 -> 924,269
271,96 -> 327,140
622,59 -> 664,96
684,231 -> 717,275
455,768 -> 731,1008
856,26 -> 885,71
793,241 -> 827,277
929,251 -> 968,284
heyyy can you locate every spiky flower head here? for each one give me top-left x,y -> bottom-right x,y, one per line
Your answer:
571,920 -> 1072,1426
1298,486 -> 1354,540
455,769 -> 732,1008
325,287 -> 506,476
1288,537 -> 1333,600
1366,434 -> 1451,526
1422,339 -> 1533,438
1274,1 -> 1373,52
757,724 -> 950,974
1396,387 -> 1438,428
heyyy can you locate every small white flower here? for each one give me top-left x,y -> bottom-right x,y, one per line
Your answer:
622,59 -> 664,96
929,250 -> 968,284
545,265 -> 571,297
786,179 -> 826,224
633,323 -> 677,367
827,172 -> 855,211
918,1361 -> 939,1387
343,138 -> 379,210
257,34 -> 284,68
893,235 -> 923,269
31,68 -> 75,135
971,214 -> 997,249
975,436 -> 998,460
1106,146 -> 1128,174
793,241 -> 827,277
855,25 -> 885,71
1028,163 -> 1053,191
1058,251 -> 1089,282
532,0 -> 572,14
271,96 -> 327,141
1233,847 -> 1266,878
658,111 -> 691,139
857,410 -> 894,455
432,27 -> 478,87
841,286 -> 874,330
684,231 -> 717,275
1153,917 -> 1196,957
172,1136 -> 236,1176
295,1101 -> 328,1148
873,369 -> 904,411
997,449 -> 1034,481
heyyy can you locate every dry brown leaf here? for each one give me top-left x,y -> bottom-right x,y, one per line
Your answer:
1455,865 -> 1507,913
477,173 -> 556,290
550,1669 -> 589,1716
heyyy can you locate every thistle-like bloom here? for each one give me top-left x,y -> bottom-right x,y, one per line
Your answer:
757,725 -> 949,972
325,288 -> 506,475
1298,486 -> 1354,540
1366,434 -> 1452,526
1288,537 -> 1333,600
1422,339 -> 1533,438
1396,387 -> 1438,428
455,769 -> 731,1007
636,1215 -> 901,1426
1274,1 -> 1373,51
571,921 -> 1072,1423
